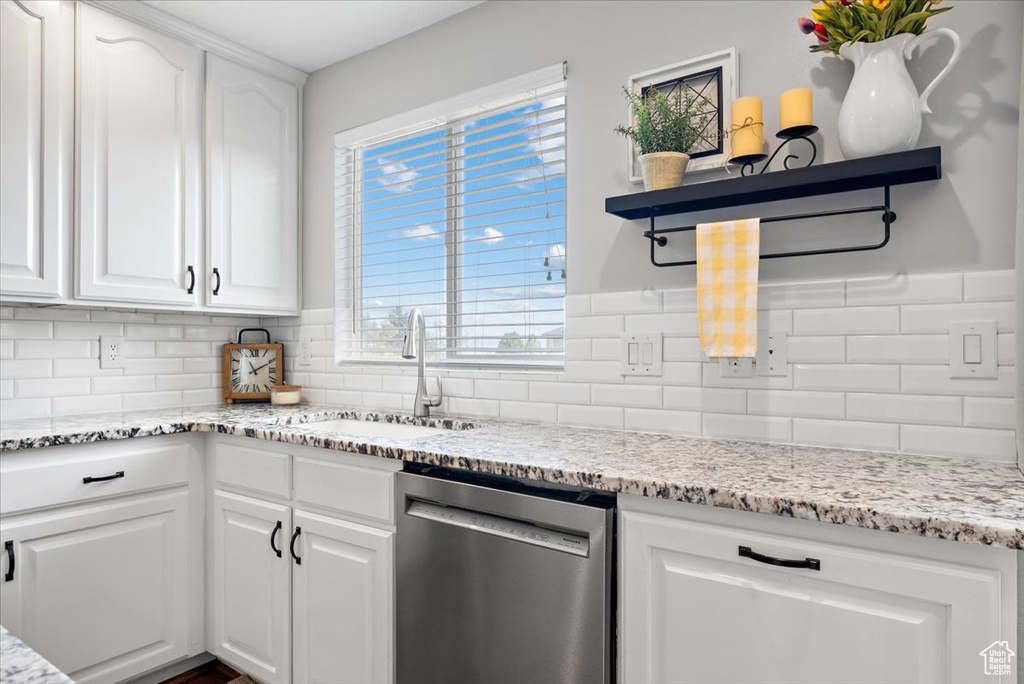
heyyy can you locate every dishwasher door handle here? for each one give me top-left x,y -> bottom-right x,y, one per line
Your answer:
405,498 -> 590,557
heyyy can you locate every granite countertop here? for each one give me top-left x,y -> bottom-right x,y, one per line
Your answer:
1,404 -> 1021,550
0,627 -> 72,684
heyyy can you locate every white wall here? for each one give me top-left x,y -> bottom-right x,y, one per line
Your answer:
302,0 -> 1023,308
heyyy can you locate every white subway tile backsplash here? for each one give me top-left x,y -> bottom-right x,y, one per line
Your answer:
590,290 -> 663,315
591,383 -> 661,408
475,379 -> 529,401
963,270 -> 1015,302
702,413 -> 792,443
963,397 -> 1016,429
793,307 -> 899,335
558,404 -> 623,430
901,302 -> 1014,334
664,386 -> 745,414
747,390 -> 845,419
757,280 -> 845,309
845,273 -> 962,306
794,418 -> 899,451
900,425 -> 1016,461
624,408 -> 701,435
15,377 -> 90,398
0,320 -> 53,339
786,336 -> 845,363
624,312 -> 697,335
794,364 -> 899,393
499,400 -> 557,423
529,381 -> 590,405
846,335 -> 947,364
901,365 -> 1015,397
846,393 -> 961,426
564,315 -> 622,339
0,270 -> 1015,463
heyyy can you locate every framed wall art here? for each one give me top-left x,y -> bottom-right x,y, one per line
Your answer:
625,48 -> 738,182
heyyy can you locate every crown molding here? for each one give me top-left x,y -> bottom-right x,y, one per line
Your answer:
82,0 -> 308,86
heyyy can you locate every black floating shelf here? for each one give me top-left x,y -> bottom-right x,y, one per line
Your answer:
606,147 -> 941,268
605,146 -> 941,220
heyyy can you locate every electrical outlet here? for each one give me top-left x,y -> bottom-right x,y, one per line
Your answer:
719,356 -> 754,378
100,335 -> 125,369
297,328 -> 313,367
755,330 -> 788,376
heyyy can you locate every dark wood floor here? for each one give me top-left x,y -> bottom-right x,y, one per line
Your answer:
159,660 -> 242,684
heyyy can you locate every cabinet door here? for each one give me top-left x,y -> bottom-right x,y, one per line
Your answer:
293,509 -> 393,684
0,0 -> 72,298
212,490 -> 292,684
206,55 -> 298,312
620,510 -> 1005,684
0,490 -> 189,683
76,4 -> 201,306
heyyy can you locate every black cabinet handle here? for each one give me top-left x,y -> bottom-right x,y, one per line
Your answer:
83,471 -> 125,484
186,265 -> 195,294
290,526 -> 302,565
270,520 -> 282,558
4,541 -> 13,582
212,267 -> 221,295
738,545 -> 820,571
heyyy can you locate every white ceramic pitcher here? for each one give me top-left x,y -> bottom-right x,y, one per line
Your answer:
837,29 -> 960,159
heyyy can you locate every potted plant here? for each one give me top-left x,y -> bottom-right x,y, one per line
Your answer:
798,0 -> 958,159
615,86 -> 716,191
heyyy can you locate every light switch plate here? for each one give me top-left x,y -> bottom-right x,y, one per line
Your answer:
297,327 -> 313,367
719,356 -> 754,378
620,333 -> 662,376
755,330 -> 788,376
949,320 -> 997,379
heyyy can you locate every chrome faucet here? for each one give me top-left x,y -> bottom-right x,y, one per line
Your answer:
401,308 -> 442,418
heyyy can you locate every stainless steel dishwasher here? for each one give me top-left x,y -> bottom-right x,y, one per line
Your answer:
396,465 -> 615,684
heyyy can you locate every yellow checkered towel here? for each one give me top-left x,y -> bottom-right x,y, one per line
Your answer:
696,218 -> 760,358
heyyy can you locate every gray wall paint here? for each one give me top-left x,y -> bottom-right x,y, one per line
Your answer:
302,0 -> 1023,309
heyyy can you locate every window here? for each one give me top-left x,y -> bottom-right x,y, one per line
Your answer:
334,65 -> 566,368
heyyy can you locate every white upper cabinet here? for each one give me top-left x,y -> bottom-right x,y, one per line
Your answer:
76,4 -> 202,306
206,55 -> 299,312
0,0 -> 72,298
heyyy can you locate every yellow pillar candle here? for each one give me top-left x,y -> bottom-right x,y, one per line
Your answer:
779,87 -> 813,130
730,95 -> 764,159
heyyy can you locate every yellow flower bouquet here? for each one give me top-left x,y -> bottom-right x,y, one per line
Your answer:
798,0 -> 951,54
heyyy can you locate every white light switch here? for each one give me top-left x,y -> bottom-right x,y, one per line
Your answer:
621,333 -> 662,376
949,321 -> 997,379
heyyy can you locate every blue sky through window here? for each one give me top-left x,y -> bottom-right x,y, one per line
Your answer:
355,92 -> 566,363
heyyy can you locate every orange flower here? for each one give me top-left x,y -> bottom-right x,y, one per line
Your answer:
865,0 -> 890,9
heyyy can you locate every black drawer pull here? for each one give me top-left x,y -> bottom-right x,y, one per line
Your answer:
270,520 -> 282,558
82,471 -> 125,484
186,265 -> 195,294
290,526 -> 302,565
212,267 -> 221,295
4,541 -> 13,582
738,545 -> 820,571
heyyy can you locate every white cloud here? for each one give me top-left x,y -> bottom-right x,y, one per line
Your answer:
480,227 -> 505,244
376,157 -> 418,193
403,224 -> 440,240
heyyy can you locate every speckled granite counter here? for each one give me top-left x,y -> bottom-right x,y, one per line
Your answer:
1,404 -> 1021,550
0,627 -> 72,684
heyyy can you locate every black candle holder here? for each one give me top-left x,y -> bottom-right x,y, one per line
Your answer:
735,125 -> 818,177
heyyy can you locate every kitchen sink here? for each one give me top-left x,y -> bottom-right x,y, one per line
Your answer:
298,418 -> 460,439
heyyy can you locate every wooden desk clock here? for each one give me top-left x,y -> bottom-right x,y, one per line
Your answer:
223,328 -> 284,403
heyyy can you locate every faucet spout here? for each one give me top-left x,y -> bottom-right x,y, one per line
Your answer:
402,309 -> 442,417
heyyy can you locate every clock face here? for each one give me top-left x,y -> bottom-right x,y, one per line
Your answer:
229,347 -> 279,394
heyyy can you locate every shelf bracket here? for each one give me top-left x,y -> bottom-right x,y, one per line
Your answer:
643,186 -> 895,268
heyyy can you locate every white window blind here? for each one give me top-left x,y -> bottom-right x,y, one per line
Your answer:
334,65 -> 567,368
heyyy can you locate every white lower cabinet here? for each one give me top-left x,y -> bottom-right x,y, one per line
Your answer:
292,509 -> 394,684
211,437 -> 398,684
212,490 -> 292,684
619,496 -> 1017,684
0,490 -> 190,683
